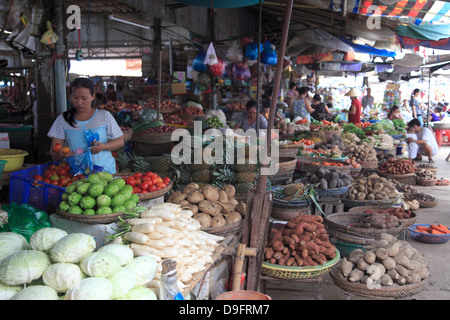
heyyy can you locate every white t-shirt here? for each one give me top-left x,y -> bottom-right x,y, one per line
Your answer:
416,127 -> 439,157
362,95 -> 374,115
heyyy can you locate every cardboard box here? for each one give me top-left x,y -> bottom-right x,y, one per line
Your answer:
171,82 -> 186,95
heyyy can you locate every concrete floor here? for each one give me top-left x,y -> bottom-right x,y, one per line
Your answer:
263,146 -> 450,300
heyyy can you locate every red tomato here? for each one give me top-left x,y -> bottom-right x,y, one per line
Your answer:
133,186 -> 141,194
140,190 -> 149,194
50,174 -> 60,181
140,183 -> 149,191
33,175 -> 43,181
43,178 -> 51,184
134,177 -> 142,185
149,185 -> 157,192
53,143 -> 62,153
49,164 -> 57,170
56,168 -> 66,176
50,180 -> 59,186
151,178 -> 158,185
133,172 -> 143,178
163,177 -> 171,185
142,177 -> 151,184
156,182 -> 166,189
126,177 -> 136,187
145,171 -> 153,177
59,177 -> 69,186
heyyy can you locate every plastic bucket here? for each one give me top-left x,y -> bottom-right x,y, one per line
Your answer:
215,290 -> 271,300
335,241 -> 367,258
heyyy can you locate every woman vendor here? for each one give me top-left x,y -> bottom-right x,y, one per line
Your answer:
345,88 -> 362,124
234,100 -> 268,132
48,77 -> 124,174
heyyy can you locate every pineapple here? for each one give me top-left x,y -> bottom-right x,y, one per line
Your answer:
282,183 -> 305,201
191,170 -> 212,183
235,183 -> 255,194
232,163 -> 258,173
116,152 -> 132,173
212,164 -> 234,188
234,172 -> 257,184
147,155 -> 171,172
129,153 -> 151,173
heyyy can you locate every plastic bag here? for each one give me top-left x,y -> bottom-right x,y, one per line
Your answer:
40,20 -> 59,48
197,72 -> 211,92
193,52 -> 208,72
261,40 -> 277,65
245,42 -> 263,61
224,61 -> 234,79
205,109 -> 227,126
226,40 -> 244,63
66,149 -> 94,176
209,59 -> 225,77
204,42 -> 219,66
85,130 -> 100,147
139,108 -> 162,123
0,203 -> 52,241
233,63 -> 251,81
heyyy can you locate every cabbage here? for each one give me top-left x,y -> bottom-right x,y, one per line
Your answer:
98,244 -> 134,266
119,286 -> 157,300
0,232 -> 29,262
107,268 -> 136,299
50,233 -> 96,263
11,285 -> 59,300
80,252 -> 121,278
30,227 -> 68,253
42,263 -> 85,293
124,256 -> 158,286
0,282 -> 22,300
0,250 -> 51,285
64,277 -> 112,300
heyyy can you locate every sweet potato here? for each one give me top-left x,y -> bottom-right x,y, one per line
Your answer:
305,241 -> 320,255
294,255 -> 303,266
272,240 -> 284,252
265,247 -> 274,260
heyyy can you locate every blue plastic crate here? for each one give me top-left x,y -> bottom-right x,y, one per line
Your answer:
9,162 -> 103,214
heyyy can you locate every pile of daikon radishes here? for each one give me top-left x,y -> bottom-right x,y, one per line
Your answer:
110,203 -> 225,293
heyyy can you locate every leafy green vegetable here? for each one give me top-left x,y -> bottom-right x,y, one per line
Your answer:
342,123 -> 366,139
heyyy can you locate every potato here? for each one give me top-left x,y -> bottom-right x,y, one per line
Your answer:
178,200 -> 190,206
198,200 -> 221,216
218,190 -> 228,204
221,185 -> 236,198
202,185 -> 219,202
185,204 -> 199,215
171,193 -> 187,203
168,191 -> 182,202
211,214 -> 226,228
187,191 -> 205,204
183,183 -> 200,195
193,213 -> 212,229
235,202 -> 246,216
228,198 -> 239,206
225,211 -> 242,224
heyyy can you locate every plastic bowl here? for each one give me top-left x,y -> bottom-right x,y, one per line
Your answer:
0,148 -> 29,172
408,224 -> 450,244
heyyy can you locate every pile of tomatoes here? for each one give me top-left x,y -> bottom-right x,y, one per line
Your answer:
121,172 -> 171,195
33,161 -> 85,187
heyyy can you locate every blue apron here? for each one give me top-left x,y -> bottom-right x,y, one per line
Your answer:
64,109 -> 117,174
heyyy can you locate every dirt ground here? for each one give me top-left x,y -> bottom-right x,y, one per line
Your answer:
263,146 -> 450,300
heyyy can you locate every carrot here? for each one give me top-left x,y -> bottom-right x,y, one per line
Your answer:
416,226 -> 431,231
430,225 -> 450,234
431,229 -> 446,235
416,230 -> 429,234
438,224 -> 450,231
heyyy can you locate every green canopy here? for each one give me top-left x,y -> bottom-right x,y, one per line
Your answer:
396,24 -> 450,41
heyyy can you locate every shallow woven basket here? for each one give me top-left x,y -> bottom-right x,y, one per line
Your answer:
271,206 -> 310,221
279,147 -> 300,158
122,130 -> 133,141
302,161 -> 351,174
348,206 -> 417,230
132,131 -> 174,144
359,161 -> 378,169
275,157 -> 297,173
377,170 -> 416,179
113,174 -> 173,201
324,212 -> 404,240
315,185 -> 351,198
328,229 -> 376,246
202,220 -> 244,236
416,179 -> 437,186
330,261 -> 427,298
261,249 -> 340,280
341,198 -> 401,209
56,209 -> 122,224
418,200 -> 439,208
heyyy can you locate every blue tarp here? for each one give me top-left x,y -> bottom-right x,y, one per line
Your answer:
339,37 -> 397,58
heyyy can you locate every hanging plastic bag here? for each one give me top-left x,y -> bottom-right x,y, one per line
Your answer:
261,40 -> 278,65
233,63 -> 251,81
0,203 -> 52,241
226,40 -> 244,63
139,108 -> 162,123
40,20 -> 59,49
192,52 -> 208,72
245,42 -> 263,61
204,42 -> 219,66
224,61 -> 234,79
209,58 -> 225,77
197,72 -> 211,92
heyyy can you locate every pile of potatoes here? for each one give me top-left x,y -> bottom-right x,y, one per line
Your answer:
344,142 -> 378,163
337,233 -> 429,287
345,173 -> 400,201
167,183 -> 247,229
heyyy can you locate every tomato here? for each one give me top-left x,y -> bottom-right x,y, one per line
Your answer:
56,168 -> 66,176
49,164 -> 57,170
156,182 -> 166,189
133,186 -> 141,194
149,185 -> 157,192
50,180 -> 60,186
126,177 -> 136,187
62,146 -> 71,154
33,175 -> 43,181
151,178 -> 158,185
53,143 -> 62,153
140,190 -> 148,194
140,183 -> 149,191
133,172 -> 143,178
163,177 -> 171,185
59,161 -> 68,167
135,177 -> 142,185
43,178 -> 51,184
145,171 -> 153,177
156,177 -> 163,184
50,174 -> 60,181
59,177 -> 69,186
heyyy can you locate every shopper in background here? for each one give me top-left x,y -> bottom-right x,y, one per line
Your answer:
361,87 -> 374,117
48,77 -> 124,174
310,94 -> 331,121
103,84 -> 117,103
292,86 -> 315,122
285,82 -> 298,111
407,118 -> 439,163
429,106 -> 446,122
387,105 -> 403,120
345,88 -> 362,124
410,88 -> 424,127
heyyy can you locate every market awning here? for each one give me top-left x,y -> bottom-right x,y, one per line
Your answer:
395,24 -> 450,49
338,37 -> 397,58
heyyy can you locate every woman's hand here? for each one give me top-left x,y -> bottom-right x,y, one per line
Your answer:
90,142 -> 104,154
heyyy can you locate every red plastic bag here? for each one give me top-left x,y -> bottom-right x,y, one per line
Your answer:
209,59 -> 225,77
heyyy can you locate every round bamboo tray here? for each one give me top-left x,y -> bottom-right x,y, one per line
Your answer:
56,209 -> 123,224
377,170 -> 416,179
279,146 -> 301,158
348,206 -> 417,230
418,200 -> 439,208
202,220 -> 244,236
261,249 -> 340,280
271,206 -> 310,221
330,261 -> 427,298
415,166 -> 438,173
328,229 -> 376,246
341,198 -> 401,209
113,174 -> 173,201
324,212 -> 404,240
359,161 -> 378,169
302,160 -> 351,174
416,179 -> 437,186
275,157 -> 297,173
122,130 -> 133,141
132,131 -> 174,144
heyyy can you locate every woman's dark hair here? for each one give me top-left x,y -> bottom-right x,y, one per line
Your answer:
313,94 -> 322,102
289,82 -> 297,90
246,100 -> 257,110
408,118 -> 422,128
436,106 -> 443,113
412,89 -> 420,97
64,78 -> 95,128
387,105 -> 399,119
296,86 -> 310,96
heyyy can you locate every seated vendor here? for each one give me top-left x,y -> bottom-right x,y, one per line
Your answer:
406,118 -> 439,163
234,100 -> 268,132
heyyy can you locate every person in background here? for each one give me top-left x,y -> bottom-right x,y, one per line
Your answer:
406,118 -> 439,163
116,84 -> 124,102
410,89 -> 424,127
292,87 -> 315,122
285,82 -> 298,111
361,87 -> 374,117
429,106 -> 445,122
234,100 -> 268,132
48,78 -> 124,174
345,88 -> 362,124
103,84 -> 117,103
262,87 -> 284,122
387,105 -> 403,120
310,94 -> 331,121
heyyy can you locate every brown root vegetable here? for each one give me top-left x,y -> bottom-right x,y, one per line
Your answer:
357,258 -> 369,271
171,193 -> 188,203
193,213 -> 212,229
340,258 -> 354,277
382,257 -> 396,271
364,251 -> 376,264
221,185 -> 236,199
217,190 -> 228,204
187,191 -> 205,204
225,211 -> 242,224
235,202 -> 247,216
375,248 -> 389,261
272,240 -> 284,252
380,273 -> 393,286
198,200 -> 221,216
217,202 -> 236,214
393,253 -> 413,269
211,214 -> 226,228
348,269 -> 365,282
202,185 -> 220,202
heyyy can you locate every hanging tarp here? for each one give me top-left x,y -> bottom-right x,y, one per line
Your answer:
339,37 -> 397,58
396,24 -> 450,41
345,19 -> 396,42
175,0 -> 263,8
421,1 -> 450,25
396,34 -> 450,50
300,27 -> 355,53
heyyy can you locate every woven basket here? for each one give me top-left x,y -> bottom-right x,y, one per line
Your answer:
302,160 -> 351,174
279,147 -> 300,158
269,170 -> 295,186
315,185 -> 351,198
418,200 -> 439,208
122,130 -> 133,141
132,131 -> 174,144
341,198 -> 401,209
275,157 -> 297,173
377,170 -> 416,179
328,229 -> 376,246
416,179 -> 437,186
202,220 -> 243,236
271,206 -> 310,221
330,261 -> 427,298
324,212 -> 404,240
359,161 -> 378,169
113,174 -> 173,201
350,166 -> 362,178
56,209 -> 122,225
348,206 -> 417,230
261,249 -> 340,280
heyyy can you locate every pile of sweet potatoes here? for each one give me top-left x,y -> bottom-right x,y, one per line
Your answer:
363,207 -> 414,220
379,158 -> 415,175
264,215 -> 336,267
353,212 -> 401,230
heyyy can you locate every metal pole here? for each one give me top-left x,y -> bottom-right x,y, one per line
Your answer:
256,0 -> 262,136
55,0 -> 67,114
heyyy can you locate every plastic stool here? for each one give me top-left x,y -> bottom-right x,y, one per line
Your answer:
434,129 -> 450,147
